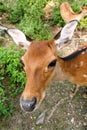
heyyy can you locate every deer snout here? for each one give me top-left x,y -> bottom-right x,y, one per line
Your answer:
20,97 -> 37,112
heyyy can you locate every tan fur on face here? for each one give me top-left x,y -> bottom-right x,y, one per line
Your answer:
21,40 -> 57,104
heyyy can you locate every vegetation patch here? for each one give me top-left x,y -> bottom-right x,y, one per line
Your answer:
0,46 -> 25,118
1,0 -> 87,40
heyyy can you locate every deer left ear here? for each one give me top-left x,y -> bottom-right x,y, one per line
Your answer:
54,20 -> 78,50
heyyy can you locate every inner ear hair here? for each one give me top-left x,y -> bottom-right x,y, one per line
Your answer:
54,30 -> 61,40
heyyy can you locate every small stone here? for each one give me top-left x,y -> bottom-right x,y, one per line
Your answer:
83,122 -> 86,126
71,117 -> 74,124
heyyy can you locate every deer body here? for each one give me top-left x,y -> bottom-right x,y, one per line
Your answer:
38,41 -> 87,86
55,47 -> 87,86
1,20 -> 86,112
60,2 -> 87,23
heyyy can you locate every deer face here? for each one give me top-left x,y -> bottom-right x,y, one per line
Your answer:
20,40 -> 57,111
1,20 -> 78,112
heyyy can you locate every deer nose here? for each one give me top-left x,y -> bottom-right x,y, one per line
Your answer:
20,97 -> 37,112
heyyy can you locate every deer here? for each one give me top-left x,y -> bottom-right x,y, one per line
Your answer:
0,20 -> 87,112
60,2 -> 87,23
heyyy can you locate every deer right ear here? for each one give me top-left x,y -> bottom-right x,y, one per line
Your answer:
54,20 -> 78,50
7,29 -> 31,49
0,25 -> 31,49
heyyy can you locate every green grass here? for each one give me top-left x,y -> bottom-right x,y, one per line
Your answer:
0,46 -> 25,118
9,0 -> 52,40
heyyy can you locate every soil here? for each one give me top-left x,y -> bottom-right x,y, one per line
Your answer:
0,81 -> 87,130
0,12 -> 87,130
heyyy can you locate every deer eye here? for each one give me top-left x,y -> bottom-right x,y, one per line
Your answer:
48,59 -> 57,68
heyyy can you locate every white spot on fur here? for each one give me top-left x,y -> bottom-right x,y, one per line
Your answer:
80,61 -> 84,67
83,74 -> 87,78
81,51 -> 85,55
75,64 -> 78,68
78,48 -> 81,51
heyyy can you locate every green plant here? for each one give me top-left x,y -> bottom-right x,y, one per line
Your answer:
0,46 -> 25,118
52,6 -> 65,27
8,0 -> 52,40
9,8 -> 24,23
0,2 -> 11,12
1,0 -> 87,41
78,18 -> 87,29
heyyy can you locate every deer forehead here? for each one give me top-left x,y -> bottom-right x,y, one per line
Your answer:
22,40 -> 57,67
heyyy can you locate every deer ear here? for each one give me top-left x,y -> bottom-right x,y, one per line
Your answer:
54,20 -> 78,50
7,29 -> 31,49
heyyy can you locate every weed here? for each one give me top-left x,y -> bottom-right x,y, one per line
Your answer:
52,6 -> 65,27
8,0 -> 52,40
78,18 -> 87,29
0,2 -> 11,13
0,46 -> 25,118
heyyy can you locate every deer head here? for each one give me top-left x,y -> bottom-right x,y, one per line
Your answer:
1,20 -> 78,112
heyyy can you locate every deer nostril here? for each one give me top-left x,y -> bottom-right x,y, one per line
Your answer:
20,97 -> 37,112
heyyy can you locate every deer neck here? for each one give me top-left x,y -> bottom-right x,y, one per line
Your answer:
51,57 -> 67,82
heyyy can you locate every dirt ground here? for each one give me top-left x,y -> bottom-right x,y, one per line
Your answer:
0,13 -> 87,130
0,81 -> 87,130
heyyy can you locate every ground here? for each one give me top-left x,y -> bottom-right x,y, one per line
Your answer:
0,81 -> 87,130
0,12 -> 87,130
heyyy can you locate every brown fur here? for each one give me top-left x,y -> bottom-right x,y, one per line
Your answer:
60,2 -> 87,23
